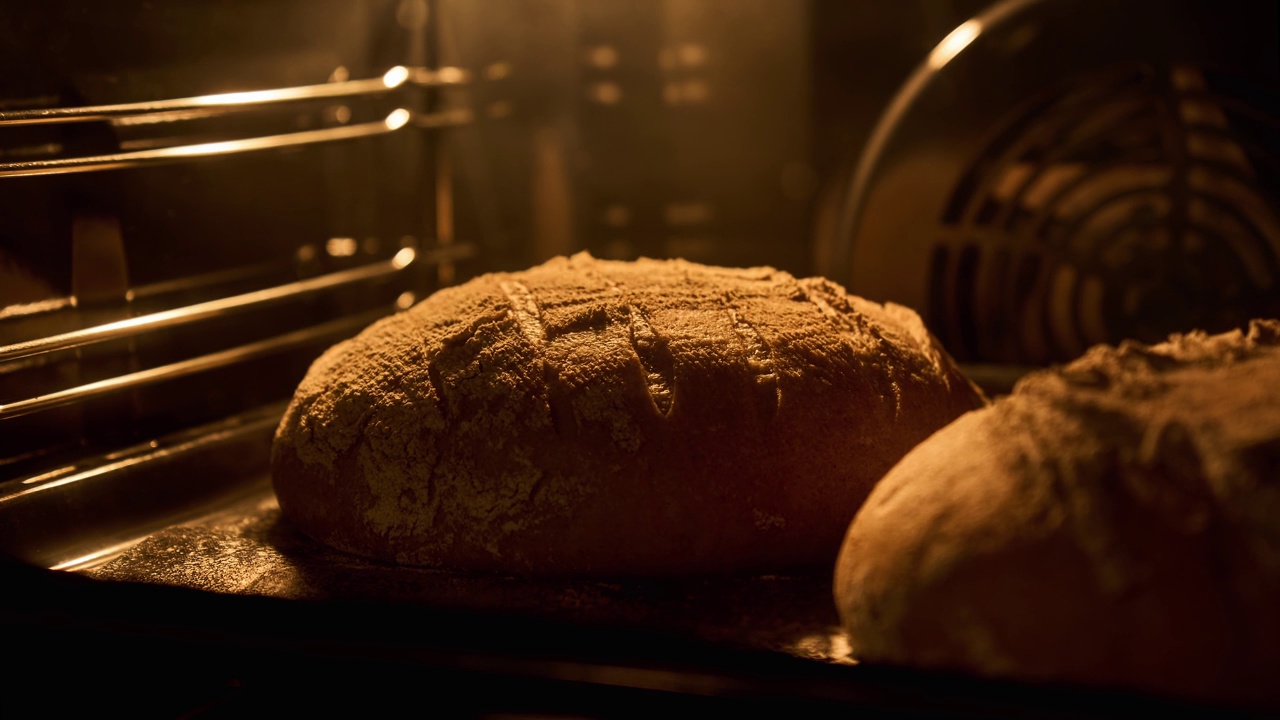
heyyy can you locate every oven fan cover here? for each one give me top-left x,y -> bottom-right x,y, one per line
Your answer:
836,0 -> 1280,365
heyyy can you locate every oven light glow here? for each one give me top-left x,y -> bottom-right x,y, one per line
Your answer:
326,237 -> 358,257
392,247 -> 417,269
438,66 -> 470,84
382,65 -> 411,88
192,89 -> 274,107
590,82 -> 623,105
928,19 -> 982,70
384,108 -> 412,130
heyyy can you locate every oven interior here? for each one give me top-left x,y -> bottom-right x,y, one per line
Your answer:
1,0 -> 1277,715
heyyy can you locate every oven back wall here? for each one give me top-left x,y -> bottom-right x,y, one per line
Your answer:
438,0 -> 814,275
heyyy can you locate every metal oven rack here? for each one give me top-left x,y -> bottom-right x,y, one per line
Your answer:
0,41 -> 477,567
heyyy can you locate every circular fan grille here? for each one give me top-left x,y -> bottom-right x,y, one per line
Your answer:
931,64 -> 1280,364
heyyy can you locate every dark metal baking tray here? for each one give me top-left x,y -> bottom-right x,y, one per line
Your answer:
0,404 -> 1256,717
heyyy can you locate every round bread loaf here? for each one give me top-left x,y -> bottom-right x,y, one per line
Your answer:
272,252 -> 984,577
834,319 -> 1280,707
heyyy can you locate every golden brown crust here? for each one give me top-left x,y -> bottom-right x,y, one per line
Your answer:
272,252 -> 985,577
834,319 -> 1280,707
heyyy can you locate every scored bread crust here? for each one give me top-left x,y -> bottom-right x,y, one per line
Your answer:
834,319 -> 1280,706
272,252 -> 985,577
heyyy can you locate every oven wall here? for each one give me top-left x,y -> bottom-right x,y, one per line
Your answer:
438,0 -> 997,278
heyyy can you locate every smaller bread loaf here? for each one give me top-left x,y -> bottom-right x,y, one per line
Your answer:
272,252 -> 985,577
834,319 -> 1280,707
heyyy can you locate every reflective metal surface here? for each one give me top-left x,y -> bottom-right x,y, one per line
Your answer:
0,244 -> 479,364
0,403 -> 282,570
0,66 -> 469,127
0,108 -> 474,178
0,309 -> 386,421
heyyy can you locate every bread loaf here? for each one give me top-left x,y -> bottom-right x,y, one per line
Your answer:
834,319 -> 1280,707
272,252 -> 984,577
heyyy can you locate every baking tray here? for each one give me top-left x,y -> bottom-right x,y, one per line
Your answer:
0,404 -> 1255,717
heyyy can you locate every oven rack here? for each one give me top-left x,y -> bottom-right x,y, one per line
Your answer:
0,242 -> 474,423
0,239 -> 477,485
0,56 -> 480,479
0,65 -> 473,178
